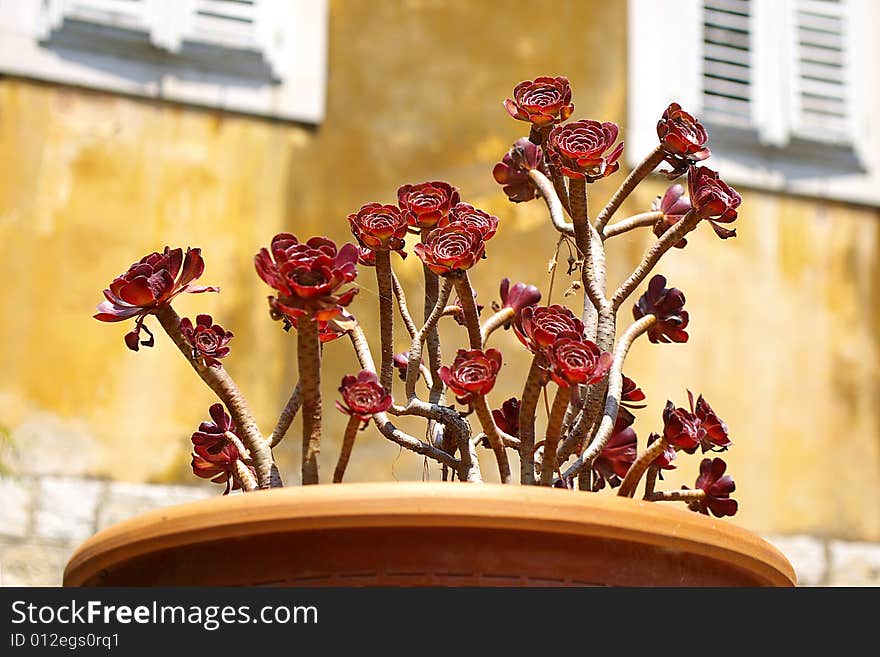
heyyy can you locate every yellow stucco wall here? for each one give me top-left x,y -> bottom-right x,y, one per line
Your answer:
1,0 -> 878,540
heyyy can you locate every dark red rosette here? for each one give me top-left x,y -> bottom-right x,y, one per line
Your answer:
493,138 -> 544,203
498,278 -> 542,327
492,397 -> 520,437
591,413 -> 638,491
504,76 -> 574,127
356,247 -> 376,267
546,333 -> 613,387
179,314 -> 233,367
397,181 -> 460,230
690,390 -> 732,453
440,203 -> 499,241
688,457 -> 738,517
190,403 -> 247,494
413,223 -> 485,276
656,103 -> 711,178
514,304 -> 584,354
547,120 -> 624,181
347,203 -> 408,252
687,166 -> 741,239
633,275 -> 689,344
621,374 -> 647,409
662,400 -> 701,451
335,370 -> 392,423
438,348 -> 502,404
662,392 -> 731,455
94,246 -> 218,351
652,184 -> 693,248
254,233 -> 358,322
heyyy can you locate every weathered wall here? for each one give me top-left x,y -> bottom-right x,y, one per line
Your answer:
0,0 -> 878,545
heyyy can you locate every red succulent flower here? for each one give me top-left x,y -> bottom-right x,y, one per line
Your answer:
546,333 -> 613,387
656,103 -> 711,178
348,203 -> 408,252
688,457 -> 738,517
547,120 -> 625,181
179,314 -> 233,367
191,403 -> 236,453
498,278 -> 542,326
440,203 -> 499,241
397,181 -> 460,230
254,233 -> 358,322
335,370 -> 392,423
652,184 -> 693,248
356,247 -> 376,267
621,374 -> 647,409
662,392 -> 731,455
190,404 -> 246,494
266,297 -> 353,342
591,414 -> 638,491
493,138 -> 544,203
94,246 -> 218,351
413,224 -> 485,276
491,397 -> 520,437
687,166 -> 741,239
633,275 -> 689,344
504,76 -> 574,127
438,348 -> 502,404
515,304 -> 585,354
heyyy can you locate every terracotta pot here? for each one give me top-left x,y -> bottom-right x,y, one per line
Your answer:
64,482 -> 796,587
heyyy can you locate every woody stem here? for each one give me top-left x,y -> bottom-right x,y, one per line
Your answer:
540,385 -> 570,486
155,305 -> 275,489
602,211 -> 664,239
480,307 -> 515,347
333,415 -> 361,484
618,435 -> 668,498
645,489 -> 706,504
375,249 -> 395,390
297,314 -> 322,485
518,354 -> 545,485
595,145 -> 665,235
473,395 -> 512,484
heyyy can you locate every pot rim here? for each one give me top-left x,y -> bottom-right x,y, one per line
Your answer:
63,482 -> 797,586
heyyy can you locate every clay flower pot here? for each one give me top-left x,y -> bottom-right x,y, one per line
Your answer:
63,483 -> 796,587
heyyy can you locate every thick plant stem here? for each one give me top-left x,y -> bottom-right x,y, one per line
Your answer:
612,210 -> 701,309
528,169 -> 575,236
452,271 -> 482,349
297,315 -> 322,485
603,211 -> 664,239
480,307 -> 515,347
405,278 -> 453,400
643,465 -> 660,499
540,385 -> 570,486
333,415 -> 361,483
234,461 -> 258,492
518,354 -> 545,485
595,145 -> 665,234
375,250 -> 395,391
619,435 -> 668,498
567,177 -> 609,340
645,489 -> 706,504
421,233 -> 444,404
391,271 -> 418,339
473,395 -> 512,484
269,381 -> 302,448
562,315 -> 656,482
155,305 -> 275,489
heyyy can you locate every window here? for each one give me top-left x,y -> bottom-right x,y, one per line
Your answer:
627,0 -> 880,205
0,0 -> 328,123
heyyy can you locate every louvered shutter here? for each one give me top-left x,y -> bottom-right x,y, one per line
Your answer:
791,0 -> 851,143
701,0 -> 753,129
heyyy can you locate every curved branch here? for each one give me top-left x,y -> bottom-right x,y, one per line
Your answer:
595,145 -> 665,234
539,385 -> 569,486
480,307 -> 515,348
602,211 -> 663,239
269,381 -> 302,448
333,415 -> 361,483
155,305 -> 275,489
405,277 -> 453,400
528,169 -> 575,236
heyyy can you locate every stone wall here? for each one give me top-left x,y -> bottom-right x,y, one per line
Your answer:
1,474 -> 878,587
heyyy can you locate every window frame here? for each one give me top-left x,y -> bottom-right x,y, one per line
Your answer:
0,0 -> 328,124
627,0 -> 880,206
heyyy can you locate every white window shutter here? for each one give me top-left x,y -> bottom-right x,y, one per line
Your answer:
790,0 -> 852,144
701,0 -> 753,129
